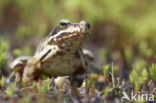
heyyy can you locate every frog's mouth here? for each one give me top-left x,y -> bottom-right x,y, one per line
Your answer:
47,21 -> 90,44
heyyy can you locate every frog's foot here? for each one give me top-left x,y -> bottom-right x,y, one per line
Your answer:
22,69 -> 37,87
22,76 -> 33,87
22,61 -> 42,87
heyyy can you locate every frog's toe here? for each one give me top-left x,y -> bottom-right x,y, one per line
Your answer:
22,77 -> 33,87
15,73 -> 21,83
9,72 -> 15,80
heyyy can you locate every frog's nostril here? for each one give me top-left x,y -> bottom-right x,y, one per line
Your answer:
86,22 -> 90,29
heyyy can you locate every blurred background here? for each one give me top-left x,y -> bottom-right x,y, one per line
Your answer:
0,0 -> 156,79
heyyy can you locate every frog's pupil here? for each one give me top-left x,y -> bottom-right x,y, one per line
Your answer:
60,22 -> 67,26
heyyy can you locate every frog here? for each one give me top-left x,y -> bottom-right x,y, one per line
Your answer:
10,19 -> 100,86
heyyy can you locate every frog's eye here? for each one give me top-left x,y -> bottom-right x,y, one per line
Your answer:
59,21 -> 68,29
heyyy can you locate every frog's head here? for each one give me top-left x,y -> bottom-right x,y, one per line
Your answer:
47,19 -> 90,48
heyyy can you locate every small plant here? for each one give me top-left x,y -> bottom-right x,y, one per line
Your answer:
6,83 -> 16,98
113,65 -> 119,77
32,81 -> 38,93
149,63 -> 156,84
86,79 -> 91,91
13,49 -> 22,57
0,40 -> 9,71
104,87 -> 110,100
130,67 -> 148,92
1,76 -> 6,92
103,65 -> 109,85
38,82 -> 47,100
89,73 -> 98,96
46,78 -> 52,91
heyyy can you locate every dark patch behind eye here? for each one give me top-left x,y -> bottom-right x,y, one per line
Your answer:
49,26 -> 60,36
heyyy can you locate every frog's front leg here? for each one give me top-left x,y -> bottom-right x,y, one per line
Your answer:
22,47 -> 54,86
9,72 -> 22,86
9,72 -> 15,81
22,58 -> 42,86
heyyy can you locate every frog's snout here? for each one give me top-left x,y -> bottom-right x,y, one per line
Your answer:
85,22 -> 90,30
80,21 -> 90,32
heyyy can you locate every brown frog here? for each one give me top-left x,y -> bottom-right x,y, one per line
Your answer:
10,19 -> 99,86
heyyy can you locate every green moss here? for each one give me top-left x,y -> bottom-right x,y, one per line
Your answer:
150,63 -> 156,83
130,67 -> 148,92
0,40 -> 9,71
